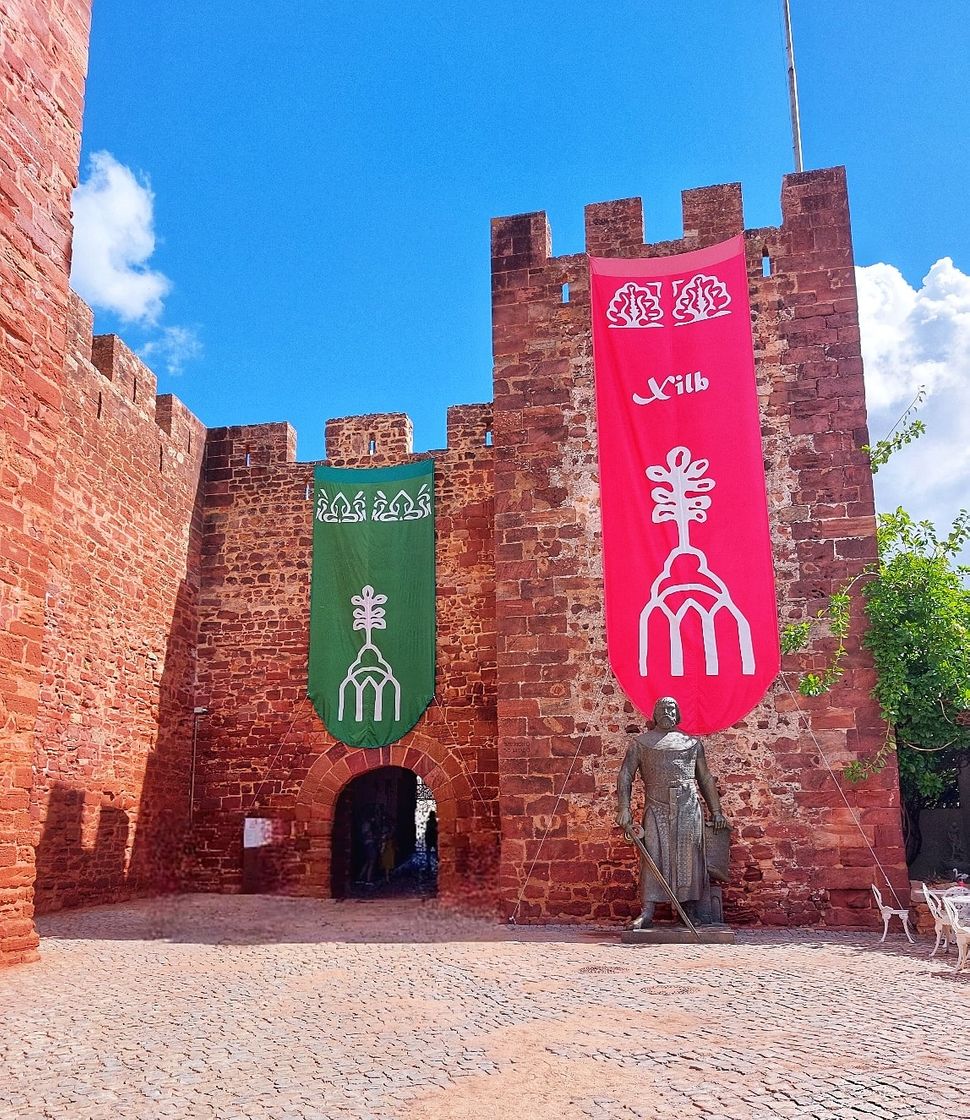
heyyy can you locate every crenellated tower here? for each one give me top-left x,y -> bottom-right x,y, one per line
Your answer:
490,167 -> 907,926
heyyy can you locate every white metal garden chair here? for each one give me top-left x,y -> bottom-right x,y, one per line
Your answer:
870,884 -> 914,943
941,896 -> 970,972
919,883 -> 953,957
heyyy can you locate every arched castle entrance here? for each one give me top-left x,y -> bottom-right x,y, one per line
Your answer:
330,766 -> 438,897
294,732 -> 475,900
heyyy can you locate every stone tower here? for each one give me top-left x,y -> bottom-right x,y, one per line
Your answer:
490,172 -> 907,925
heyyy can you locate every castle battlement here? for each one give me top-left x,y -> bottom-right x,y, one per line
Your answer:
206,422 -> 298,470
493,166 -> 850,271
67,295 -> 495,476
66,292 -> 207,476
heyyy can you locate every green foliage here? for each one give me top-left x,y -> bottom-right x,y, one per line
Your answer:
780,620 -> 811,654
781,387 -> 970,817
787,508 -> 970,806
862,387 -> 926,474
782,588 -> 854,696
860,508 -> 970,803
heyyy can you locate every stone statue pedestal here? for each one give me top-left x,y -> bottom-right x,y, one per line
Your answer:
621,924 -> 736,945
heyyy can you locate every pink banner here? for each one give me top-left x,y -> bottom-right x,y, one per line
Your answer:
590,236 -> 779,734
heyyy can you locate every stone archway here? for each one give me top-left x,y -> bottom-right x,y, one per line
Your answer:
330,765 -> 436,897
294,731 -> 474,900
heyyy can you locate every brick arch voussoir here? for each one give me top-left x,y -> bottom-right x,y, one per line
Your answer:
315,729 -> 465,792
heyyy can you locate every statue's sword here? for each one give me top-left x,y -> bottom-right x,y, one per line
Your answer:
624,829 -> 700,940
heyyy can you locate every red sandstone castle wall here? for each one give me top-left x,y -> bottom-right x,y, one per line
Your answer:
0,0 -> 92,964
31,297 -> 206,912
491,168 -> 909,926
0,0 -> 908,950
189,406 -> 500,902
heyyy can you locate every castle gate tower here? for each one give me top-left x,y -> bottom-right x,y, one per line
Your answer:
490,172 -> 909,926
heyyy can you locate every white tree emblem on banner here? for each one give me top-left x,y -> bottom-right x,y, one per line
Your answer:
607,281 -> 663,328
672,272 -> 732,325
338,585 -> 402,722
639,447 -> 754,677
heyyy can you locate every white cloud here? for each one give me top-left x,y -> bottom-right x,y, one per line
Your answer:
139,326 -> 203,377
70,151 -> 171,323
857,259 -> 970,549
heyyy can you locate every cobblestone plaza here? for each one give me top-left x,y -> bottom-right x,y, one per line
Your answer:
2,896 -> 965,1119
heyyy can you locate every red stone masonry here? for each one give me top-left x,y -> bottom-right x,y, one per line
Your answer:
0,0 -> 92,964
32,297 -> 207,913
0,1 -> 910,955
190,405 -> 500,904
490,168 -> 909,926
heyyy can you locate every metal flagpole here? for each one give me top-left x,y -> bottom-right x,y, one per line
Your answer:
782,0 -> 804,172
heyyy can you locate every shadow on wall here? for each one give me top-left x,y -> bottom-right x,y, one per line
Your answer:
33,575 -> 200,913
126,576 -> 199,897
910,807 -> 969,882
33,788 -> 130,912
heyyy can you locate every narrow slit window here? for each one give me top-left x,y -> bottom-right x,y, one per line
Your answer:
761,249 -> 771,277
485,428 -> 493,447
562,282 -> 570,303
245,450 -> 252,467
132,377 -> 138,402
305,481 -> 312,500
97,392 -> 103,419
187,432 -> 192,453
368,437 -> 376,455
159,445 -> 164,471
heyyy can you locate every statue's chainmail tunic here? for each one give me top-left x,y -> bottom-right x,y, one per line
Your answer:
634,731 -> 706,902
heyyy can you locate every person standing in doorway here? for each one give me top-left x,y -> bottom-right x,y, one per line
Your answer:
424,810 -> 438,867
359,817 -> 378,886
379,826 -> 397,884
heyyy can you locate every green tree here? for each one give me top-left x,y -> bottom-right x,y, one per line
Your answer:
783,393 -> 970,865
850,509 -> 970,861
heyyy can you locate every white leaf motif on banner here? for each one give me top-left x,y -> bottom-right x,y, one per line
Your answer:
316,490 -> 366,523
372,482 -> 432,522
640,446 -> 754,678
672,273 -> 732,325
338,585 -> 402,723
607,281 -> 663,328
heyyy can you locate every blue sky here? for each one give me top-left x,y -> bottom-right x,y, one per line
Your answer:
73,1 -> 969,536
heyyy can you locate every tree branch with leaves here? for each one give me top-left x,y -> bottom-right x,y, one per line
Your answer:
781,389 -> 970,864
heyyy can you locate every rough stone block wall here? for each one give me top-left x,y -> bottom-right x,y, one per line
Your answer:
190,404 -> 500,903
0,0 -> 914,958
0,0 -> 91,964
31,296 -> 206,912
491,168 -> 909,926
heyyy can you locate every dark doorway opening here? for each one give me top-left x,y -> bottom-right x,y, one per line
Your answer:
331,766 -> 438,899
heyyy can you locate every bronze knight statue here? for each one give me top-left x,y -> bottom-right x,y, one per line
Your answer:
617,695 -> 729,929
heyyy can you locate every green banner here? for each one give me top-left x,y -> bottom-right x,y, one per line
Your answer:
308,460 -> 435,747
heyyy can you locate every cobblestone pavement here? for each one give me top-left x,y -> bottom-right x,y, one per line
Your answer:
2,894 -> 968,1120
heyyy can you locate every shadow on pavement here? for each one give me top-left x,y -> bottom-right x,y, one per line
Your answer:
35,893 -> 970,978
35,892 -> 595,947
